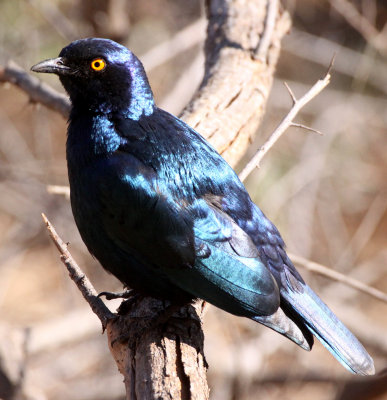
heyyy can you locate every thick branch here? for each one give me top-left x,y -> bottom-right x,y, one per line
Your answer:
180,0 -> 291,166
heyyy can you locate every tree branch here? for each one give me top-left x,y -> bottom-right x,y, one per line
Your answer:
238,60 -> 332,181
41,213 -> 115,327
254,0 -> 279,60
180,0 -> 291,167
329,0 -> 387,56
0,61 -> 70,118
42,213 -> 209,399
289,252 -> 387,304
46,184 -> 71,199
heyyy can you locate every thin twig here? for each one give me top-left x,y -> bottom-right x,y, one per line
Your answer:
47,184 -> 70,199
254,0 -> 279,61
285,29 -> 387,95
41,213 -> 114,328
140,18 -> 206,72
238,61 -> 333,182
335,192 -> 387,270
289,252 -> 387,304
283,81 -> 296,104
26,0 -> 78,40
0,61 -> 70,118
290,122 -> 323,135
329,0 -> 387,56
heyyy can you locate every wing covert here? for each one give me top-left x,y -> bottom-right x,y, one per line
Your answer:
165,198 -> 281,317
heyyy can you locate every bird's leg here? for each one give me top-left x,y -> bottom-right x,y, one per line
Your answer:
100,289 -> 144,316
98,288 -> 135,300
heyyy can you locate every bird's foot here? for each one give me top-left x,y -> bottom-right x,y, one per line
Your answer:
98,289 -> 135,300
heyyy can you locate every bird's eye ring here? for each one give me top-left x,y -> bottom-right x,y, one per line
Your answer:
91,58 -> 106,71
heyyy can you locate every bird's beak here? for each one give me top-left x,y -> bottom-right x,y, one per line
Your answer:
31,57 -> 72,75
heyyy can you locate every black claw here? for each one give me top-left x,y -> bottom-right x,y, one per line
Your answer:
98,289 -> 134,300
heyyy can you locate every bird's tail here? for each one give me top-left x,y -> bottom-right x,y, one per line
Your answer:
280,275 -> 375,375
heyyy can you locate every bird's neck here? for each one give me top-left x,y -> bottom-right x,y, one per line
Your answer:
126,61 -> 155,120
70,89 -> 155,119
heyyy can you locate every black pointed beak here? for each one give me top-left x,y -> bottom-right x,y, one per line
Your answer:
31,57 -> 72,75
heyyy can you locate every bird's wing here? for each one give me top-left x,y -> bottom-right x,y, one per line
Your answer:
170,197 -> 281,318
96,154 -> 281,317
164,197 -> 312,348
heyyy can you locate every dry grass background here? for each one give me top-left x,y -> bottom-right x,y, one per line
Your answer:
0,1 -> 386,399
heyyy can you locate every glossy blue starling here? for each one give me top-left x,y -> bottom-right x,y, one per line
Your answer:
31,38 -> 374,375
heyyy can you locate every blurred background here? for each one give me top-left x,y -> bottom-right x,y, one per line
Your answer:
0,0 -> 386,399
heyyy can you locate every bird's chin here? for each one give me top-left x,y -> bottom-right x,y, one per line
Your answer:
31,57 -> 74,76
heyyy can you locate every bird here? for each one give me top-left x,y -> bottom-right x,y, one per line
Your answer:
31,38 -> 374,375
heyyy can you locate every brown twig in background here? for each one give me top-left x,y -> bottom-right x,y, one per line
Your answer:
159,52 -> 204,113
335,192 -> 387,270
46,185 -> 71,199
26,0 -> 79,40
330,0 -> 387,56
254,0 -> 279,61
284,29 -> 387,94
289,253 -> 387,304
238,61 -> 333,182
140,18 -> 206,72
0,61 -> 70,118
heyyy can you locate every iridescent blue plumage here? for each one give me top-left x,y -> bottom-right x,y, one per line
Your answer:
31,38 -> 374,375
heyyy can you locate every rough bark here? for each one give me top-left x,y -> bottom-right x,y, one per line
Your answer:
107,299 -> 208,400
181,0 -> 291,167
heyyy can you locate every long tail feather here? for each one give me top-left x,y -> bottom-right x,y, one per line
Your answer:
281,282 -> 375,375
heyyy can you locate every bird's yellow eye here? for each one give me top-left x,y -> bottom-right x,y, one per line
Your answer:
91,58 -> 106,71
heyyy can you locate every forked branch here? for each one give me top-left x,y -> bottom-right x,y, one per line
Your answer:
238,58 -> 334,182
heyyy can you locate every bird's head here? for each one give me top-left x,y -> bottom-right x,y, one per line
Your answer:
31,38 -> 154,118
